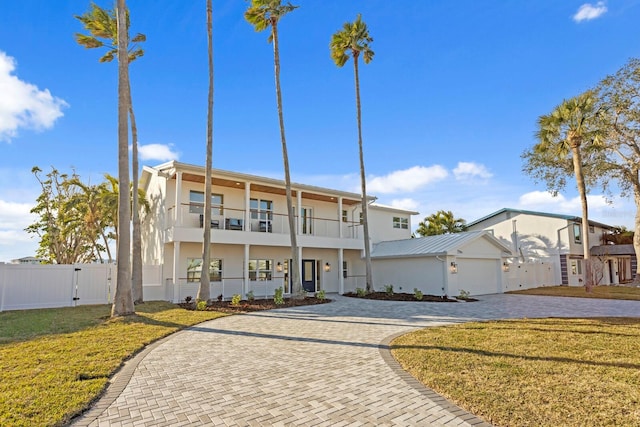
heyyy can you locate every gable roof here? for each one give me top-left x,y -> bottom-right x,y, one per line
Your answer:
591,244 -> 636,256
371,231 -> 512,259
467,208 -> 615,230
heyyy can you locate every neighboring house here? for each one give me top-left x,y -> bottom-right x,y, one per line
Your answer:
466,208 -> 620,286
140,161 -> 416,302
10,257 -> 42,265
590,244 -> 637,285
370,231 -> 512,297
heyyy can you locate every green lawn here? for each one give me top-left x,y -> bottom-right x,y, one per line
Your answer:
507,284 -> 640,300
0,302 -> 228,427
392,317 -> 640,427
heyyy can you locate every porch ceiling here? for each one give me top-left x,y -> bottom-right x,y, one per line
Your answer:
179,173 -> 359,205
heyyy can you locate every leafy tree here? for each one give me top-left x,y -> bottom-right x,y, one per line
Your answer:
524,91 -> 607,290
603,226 -> 634,245
595,58 -> 640,283
26,167 -> 100,264
75,1 -> 146,305
245,0 -> 302,298
416,210 -> 467,237
330,14 -> 375,292
198,0 -> 214,302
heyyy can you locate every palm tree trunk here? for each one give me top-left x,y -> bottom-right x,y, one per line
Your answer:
112,0 -> 134,317
272,22 -> 302,298
129,84 -> 143,304
354,55 -> 374,292
633,190 -> 640,285
571,145 -> 593,291
198,0 -> 214,303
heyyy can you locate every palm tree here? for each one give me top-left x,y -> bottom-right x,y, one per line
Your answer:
534,91 -> 606,291
330,14 -> 375,292
416,210 -> 467,237
197,0 -> 214,303
245,0 -> 302,298
75,2 -> 146,303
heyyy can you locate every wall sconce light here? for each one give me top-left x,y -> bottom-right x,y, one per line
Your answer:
450,262 -> 458,274
324,262 -> 331,272
276,262 -> 283,273
502,261 -> 510,272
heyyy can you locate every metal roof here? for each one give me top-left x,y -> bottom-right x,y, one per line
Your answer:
591,244 -> 636,256
371,231 -> 512,259
467,207 -> 615,230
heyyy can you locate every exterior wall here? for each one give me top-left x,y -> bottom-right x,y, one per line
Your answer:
141,169 -> 168,265
368,207 -> 414,243
372,257 -> 446,297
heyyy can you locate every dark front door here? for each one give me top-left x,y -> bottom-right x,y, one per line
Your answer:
302,259 -> 316,292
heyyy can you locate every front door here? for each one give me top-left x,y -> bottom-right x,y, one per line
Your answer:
302,259 -> 316,292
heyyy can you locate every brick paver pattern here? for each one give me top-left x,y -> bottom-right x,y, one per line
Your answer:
73,293 -> 640,426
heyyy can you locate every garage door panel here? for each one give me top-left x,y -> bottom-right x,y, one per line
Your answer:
457,258 -> 499,295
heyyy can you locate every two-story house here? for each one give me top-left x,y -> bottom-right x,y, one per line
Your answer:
140,161 -> 416,302
466,208 -> 621,287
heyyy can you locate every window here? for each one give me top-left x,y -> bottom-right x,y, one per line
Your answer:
249,259 -> 273,281
589,225 -> 595,233
250,198 -> 273,220
573,224 -> 582,244
342,261 -> 348,279
359,212 -> 364,224
189,191 -> 223,215
342,210 -> 348,222
187,258 -> 222,282
393,217 -> 408,229
570,259 -> 582,275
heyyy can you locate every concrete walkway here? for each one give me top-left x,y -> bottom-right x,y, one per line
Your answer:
73,294 -> 640,426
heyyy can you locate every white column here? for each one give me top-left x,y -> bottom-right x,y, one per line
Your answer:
172,242 -> 181,303
296,190 -> 302,235
338,248 -> 344,294
243,244 -> 250,296
244,182 -> 251,232
338,197 -> 343,238
175,171 -> 183,226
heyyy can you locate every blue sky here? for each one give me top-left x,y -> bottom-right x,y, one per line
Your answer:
1,1 -> 639,262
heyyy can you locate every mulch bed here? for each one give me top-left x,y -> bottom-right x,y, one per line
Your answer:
180,297 -> 331,313
344,291 -> 475,302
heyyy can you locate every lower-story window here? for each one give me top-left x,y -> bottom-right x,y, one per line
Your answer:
570,259 -> 582,275
187,258 -> 222,282
249,259 -> 273,281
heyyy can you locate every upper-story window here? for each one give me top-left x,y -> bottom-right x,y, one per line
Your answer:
342,210 -> 348,222
189,191 -> 223,215
250,198 -> 273,220
393,217 -> 408,229
589,225 -> 595,233
359,212 -> 363,224
573,223 -> 582,244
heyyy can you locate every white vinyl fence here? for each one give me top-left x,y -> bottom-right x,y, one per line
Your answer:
0,264 -> 164,312
503,261 -> 556,292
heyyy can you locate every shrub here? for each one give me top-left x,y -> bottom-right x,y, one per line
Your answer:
384,284 -> 394,295
356,287 -> 367,297
231,294 -> 242,306
196,299 -> 207,311
316,289 -> 326,300
246,290 -> 255,301
413,288 -> 423,301
217,293 -> 223,302
184,296 -> 193,303
458,289 -> 471,300
274,287 -> 285,305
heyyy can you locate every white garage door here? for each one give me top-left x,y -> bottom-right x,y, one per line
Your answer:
457,258 -> 500,295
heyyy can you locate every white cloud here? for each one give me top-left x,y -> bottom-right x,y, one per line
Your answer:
389,198 -> 420,212
573,2 -> 607,22
453,162 -> 492,181
136,143 -> 180,162
367,165 -> 448,194
0,199 -> 38,262
518,190 -> 610,214
0,51 -> 68,142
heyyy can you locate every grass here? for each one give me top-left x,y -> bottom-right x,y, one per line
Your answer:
392,317 -> 640,427
0,302 -> 228,427
507,285 -> 640,300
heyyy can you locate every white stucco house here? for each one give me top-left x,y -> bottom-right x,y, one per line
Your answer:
465,208 -> 628,287
370,231 -> 513,297
140,161 -> 417,302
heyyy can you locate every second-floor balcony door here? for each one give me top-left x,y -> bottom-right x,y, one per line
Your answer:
301,207 -> 313,235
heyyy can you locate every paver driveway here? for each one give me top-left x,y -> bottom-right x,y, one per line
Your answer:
74,293 -> 640,426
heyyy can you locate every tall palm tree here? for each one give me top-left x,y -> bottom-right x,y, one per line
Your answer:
330,14 -> 375,292
197,0 -> 214,302
245,0 -> 302,298
534,91 -> 606,290
417,210 -> 467,237
75,2 -> 146,303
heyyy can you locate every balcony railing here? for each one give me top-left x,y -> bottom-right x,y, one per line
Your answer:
167,203 -> 362,239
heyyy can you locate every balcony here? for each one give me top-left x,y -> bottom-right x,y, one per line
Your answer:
166,203 -> 363,240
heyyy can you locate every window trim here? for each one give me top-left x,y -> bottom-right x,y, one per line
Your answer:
573,223 -> 582,244
189,190 -> 223,215
249,259 -> 273,281
186,258 -> 223,282
393,216 -> 408,229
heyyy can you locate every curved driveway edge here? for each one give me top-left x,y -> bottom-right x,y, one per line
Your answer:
72,294 -> 640,426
